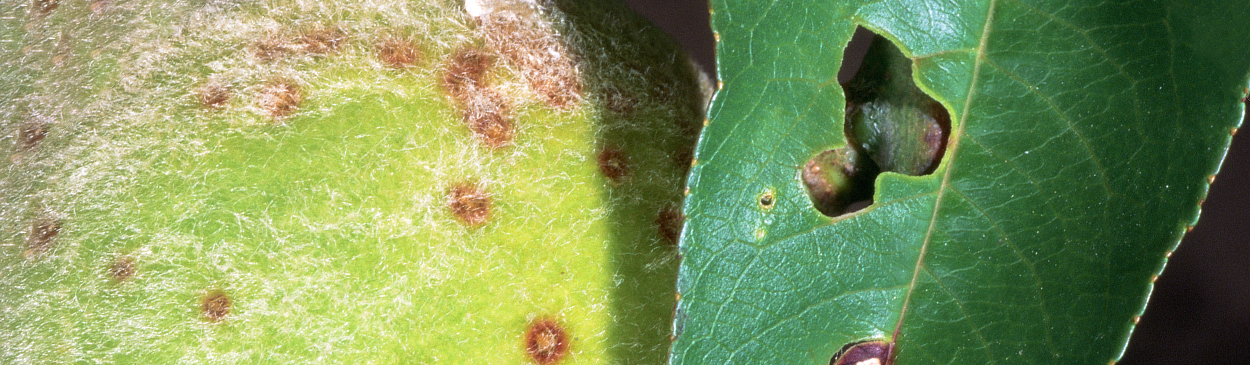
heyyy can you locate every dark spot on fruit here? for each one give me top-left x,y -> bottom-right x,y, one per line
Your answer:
109,256 -> 136,281
759,191 -> 774,209
202,290 -> 231,322
831,340 -> 894,365
657,207 -> 684,245
198,81 -> 230,109
464,90 -> 515,148
447,183 -> 491,226
476,11 -> 582,110
258,79 -> 302,119
376,36 -> 421,68
90,0 -> 109,14
17,119 -> 48,151
443,47 -> 496,99
252,36 -> 291,62
603,87 -> 637,117
31,0 -> 57,18
23,217 -> 61,259
597,145 -> 630,182
299,26 -> 346,56
525,318 -> 570,365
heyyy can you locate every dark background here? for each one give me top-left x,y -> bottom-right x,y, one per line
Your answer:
620,0 -> 1250,363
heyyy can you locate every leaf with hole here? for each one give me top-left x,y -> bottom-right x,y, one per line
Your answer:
671,0 -> 1250,364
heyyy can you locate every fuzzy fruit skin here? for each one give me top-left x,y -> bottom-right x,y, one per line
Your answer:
0,1 -> 705,364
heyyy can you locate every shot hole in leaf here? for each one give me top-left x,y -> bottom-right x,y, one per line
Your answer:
830,340 -> 894,365
803,27 -> 951,217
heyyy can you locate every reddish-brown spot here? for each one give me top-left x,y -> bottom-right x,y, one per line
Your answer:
1151,275 -> 1159,283
32,0 -> 57,18
198,81 -> 231,109
597,145 -> 630,182
657,207 -> 684,245
447,183 -> 492,226
258,79 -> 302,119
23,217 -> 61,259
1233,128 -> 1239,136
464,90 -> 514,148
603,87 -> 637,117
376,37 -> 421,68
299,26 -> 346,56
1207,174 -> 1217,184
477,12 -> 582,110
202,290 -> 231,322
110,256 -> 136,281
443,47 -> 513,148
90,0 -> 109,14
252,36 -> 291,62
17,120 -> 48,151
831,340 -> 894,365
1133,316 -> 1141,324
525,318 -> 570,365
442,47 -> 496,99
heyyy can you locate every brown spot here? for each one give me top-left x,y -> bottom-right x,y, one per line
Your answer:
299,26 -> 346,56
17,119 -> 48,151
31,0 -> 57,18
443,47 -> 513,148
23,217 -> 61,259
525,318 -> 570,365
1151,275 -> 1159,283
1165,251 -> 1173,258
442,47 -> 496,99
376,36 -> 421,68
258,79 -> 302,119
252,36 -> 291,62
1186,225 -> 1194,233
476,11 -> 582,110
202,290 -> 231,322
657,207 -> 684,245
1133,316 -> 1141,324
603,87 -> 637,117
198,80 -> 231,109
447,183 -> 492,226
831,340 -> 894,365
109,256 -> 136,281
1232,127 -> 1238,136
597,145 -> 630,182
464,90 -> 514,148
1207,174 -> 1217,184
90,0 -> 109,14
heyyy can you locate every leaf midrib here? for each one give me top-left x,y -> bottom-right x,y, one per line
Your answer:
890,0 -> 998,346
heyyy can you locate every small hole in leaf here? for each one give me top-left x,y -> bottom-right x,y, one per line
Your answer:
758,191 -> 775,209
830,340 -> 894,365
805,27 -> 951,217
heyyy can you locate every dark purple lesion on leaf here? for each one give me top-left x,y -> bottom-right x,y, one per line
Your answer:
831,340 -> 894,365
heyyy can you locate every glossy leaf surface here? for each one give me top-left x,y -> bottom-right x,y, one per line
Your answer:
671,0 -> 1250,364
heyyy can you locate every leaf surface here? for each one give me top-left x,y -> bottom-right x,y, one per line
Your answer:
671,0 -> 1250,363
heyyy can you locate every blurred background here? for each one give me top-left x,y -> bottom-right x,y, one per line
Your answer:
619,0 -> 1250,363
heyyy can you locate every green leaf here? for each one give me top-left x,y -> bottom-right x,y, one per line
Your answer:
671,0 -> 1250,364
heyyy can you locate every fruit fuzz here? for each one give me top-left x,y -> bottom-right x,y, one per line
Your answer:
0,0 -> 709,364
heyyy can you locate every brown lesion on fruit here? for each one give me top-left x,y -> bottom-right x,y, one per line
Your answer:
375,36 -> 421,68
447,182 -> 492,226
257,79 -> 302,119
830,340 -> 894,365
474,2 -> 583,110
525,317 -> 570,365
657,206 -> 685,246
298,26 -> 347,56
602,86 -> 638,118
201,290 -> 232,322
251,34 -> 292,63
23,217 -> 62,259
442,46 -> 515,148
596,145 -> 631,183
197,80 -> 231,109
30,0 -> 57,18
16,118 -> 48,152
109,255 -> 136,282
